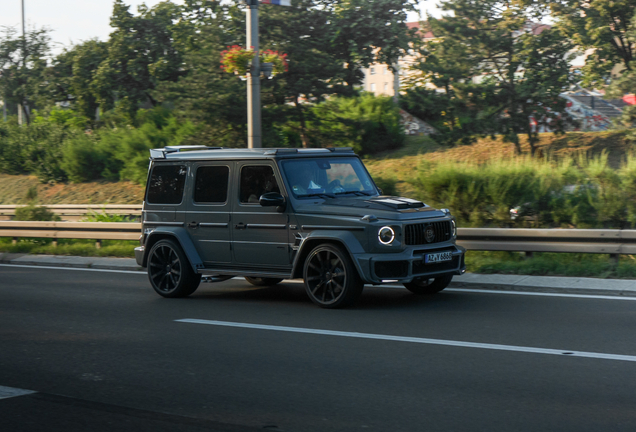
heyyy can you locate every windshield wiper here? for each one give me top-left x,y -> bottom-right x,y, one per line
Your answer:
300,192 -> 336,199
334,191 -> 375,196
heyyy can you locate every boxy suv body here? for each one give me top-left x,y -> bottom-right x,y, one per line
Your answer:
135,146 -> 466,308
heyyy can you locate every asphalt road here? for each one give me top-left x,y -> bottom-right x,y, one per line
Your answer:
1,264 -> 635,432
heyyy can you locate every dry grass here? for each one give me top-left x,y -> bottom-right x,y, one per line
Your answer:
0,174 -> 144,205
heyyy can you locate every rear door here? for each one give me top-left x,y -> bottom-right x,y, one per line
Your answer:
186,162 -> 232,265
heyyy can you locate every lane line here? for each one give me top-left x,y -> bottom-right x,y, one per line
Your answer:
0,385 -> 36,400
1,264 -> 634,301
176,319 -> 636,363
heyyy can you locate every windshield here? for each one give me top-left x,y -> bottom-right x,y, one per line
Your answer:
280,157 -> 378,199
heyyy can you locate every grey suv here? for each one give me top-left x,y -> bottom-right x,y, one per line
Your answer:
135,146 -> 466,308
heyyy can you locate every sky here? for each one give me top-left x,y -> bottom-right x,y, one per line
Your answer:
0,0 -> 444,53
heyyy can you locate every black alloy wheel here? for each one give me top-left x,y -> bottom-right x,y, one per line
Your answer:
147,239 -> 201,298
403,274 -> 453,295
244,277 -> 284,287
303,244 -> 363,308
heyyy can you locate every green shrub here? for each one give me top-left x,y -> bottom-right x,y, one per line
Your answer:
61,133 -> 122,182
309,93 -> 405,155
410,153 -> 636,228
14,204 -> 61,221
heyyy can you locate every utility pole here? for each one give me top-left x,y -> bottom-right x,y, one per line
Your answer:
19,0 -> 28,125
246,0 -> 261,148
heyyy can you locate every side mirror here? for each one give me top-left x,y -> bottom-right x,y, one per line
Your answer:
259,192 -> 286,211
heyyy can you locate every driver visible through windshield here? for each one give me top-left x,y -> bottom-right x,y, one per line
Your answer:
280,157 -> 378,199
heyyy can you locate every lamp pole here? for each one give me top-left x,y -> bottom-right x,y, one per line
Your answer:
246,0 -> 261,148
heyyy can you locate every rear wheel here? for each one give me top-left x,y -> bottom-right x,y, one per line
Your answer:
403,274 -> 453,295
303,244 -> 363,309
244,277 -> 283,287
147,239 -> 201,298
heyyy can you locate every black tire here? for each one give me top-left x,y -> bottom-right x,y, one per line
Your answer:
303,244 -> 363,309
403,274 -> 453,295
147,239 -> 201,298
244,277 -> 284,287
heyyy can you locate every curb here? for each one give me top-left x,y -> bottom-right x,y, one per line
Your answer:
1,253 -> 634,296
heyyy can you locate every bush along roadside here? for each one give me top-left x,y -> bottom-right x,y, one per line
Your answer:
411,152 -> 636,229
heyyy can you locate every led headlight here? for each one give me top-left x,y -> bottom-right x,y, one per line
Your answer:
451,219 -> 457,238
378,226 -> 395,245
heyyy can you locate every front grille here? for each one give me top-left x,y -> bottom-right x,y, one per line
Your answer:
412,256 -> 460,275
404,221 -> 452,245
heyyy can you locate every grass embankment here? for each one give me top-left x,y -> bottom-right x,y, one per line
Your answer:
0,238 -> 137,258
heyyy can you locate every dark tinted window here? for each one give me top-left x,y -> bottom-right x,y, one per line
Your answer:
194,166 -> 229,203
240,165 -> 280,204
147,165 -> 187,204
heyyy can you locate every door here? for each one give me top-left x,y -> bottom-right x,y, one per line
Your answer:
232,162 -> 291,268
186,162 -> 232,265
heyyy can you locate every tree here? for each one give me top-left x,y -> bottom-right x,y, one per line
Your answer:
0,26 -> 51,124
550,0 -> 636,88
409,0 -> 574,154
44,40 -> 108,120
91,0 -> 186,120
328,0 -> 419,92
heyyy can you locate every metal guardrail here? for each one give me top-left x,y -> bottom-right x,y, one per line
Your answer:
0,223 -> 635,255
0,205 -> 142,221
0,221 -> 140,247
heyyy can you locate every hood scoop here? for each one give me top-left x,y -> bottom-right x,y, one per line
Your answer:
365,196 -> 427,210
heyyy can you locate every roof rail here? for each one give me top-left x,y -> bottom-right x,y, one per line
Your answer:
150,146 -> 223,159
262,147 -> 355,155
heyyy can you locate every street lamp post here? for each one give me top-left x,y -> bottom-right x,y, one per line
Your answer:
246,0 -> 261,149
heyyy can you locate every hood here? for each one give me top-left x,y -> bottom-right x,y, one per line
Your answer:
293,195 -> 447,221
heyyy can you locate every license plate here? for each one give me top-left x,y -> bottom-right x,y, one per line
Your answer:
425,251 -> 453,264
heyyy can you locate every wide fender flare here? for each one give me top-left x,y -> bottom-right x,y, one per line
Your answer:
292,230 -> 367,280
144,227 -> 204,273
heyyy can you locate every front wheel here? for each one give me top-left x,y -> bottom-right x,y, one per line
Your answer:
147,239 -> 201,298
303,244 -> 363,309
244,277 -> 283,287
403,274 -> 453,295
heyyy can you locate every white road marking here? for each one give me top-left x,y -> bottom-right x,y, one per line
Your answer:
446,288 -> 636,301
0,264 -> 144,275
1,264 -> 634,301
176,319 -> 636,363
0,385 -> 36,400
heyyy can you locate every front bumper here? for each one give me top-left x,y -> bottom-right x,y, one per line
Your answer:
134,246 -> 145,267
352,244 -> 466,284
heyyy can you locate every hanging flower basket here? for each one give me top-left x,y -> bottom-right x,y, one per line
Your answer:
220,46 -> 288,78
260,49 -> 288,75
220,46 -> 256,76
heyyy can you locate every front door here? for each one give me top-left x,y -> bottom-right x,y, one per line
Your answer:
232,162 -> 291,269
186,162 -> 232,265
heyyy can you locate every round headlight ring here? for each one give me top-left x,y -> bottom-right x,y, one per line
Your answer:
378,226 -> 395,245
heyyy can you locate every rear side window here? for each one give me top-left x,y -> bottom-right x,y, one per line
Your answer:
194,166 -> 229,203
147,165 -> 187,204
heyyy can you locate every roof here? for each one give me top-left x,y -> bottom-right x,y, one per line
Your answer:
150,146 -> 357,161
406,21 -> 435,39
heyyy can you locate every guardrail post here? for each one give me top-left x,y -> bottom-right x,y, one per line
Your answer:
524,251 -> 534,260
12,237 -> 17,245
52,240 -> 58,247
95,240 -> 102,249
609,254 -> 619,265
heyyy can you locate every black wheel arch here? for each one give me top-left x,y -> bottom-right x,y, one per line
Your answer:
142,227 -> 203,273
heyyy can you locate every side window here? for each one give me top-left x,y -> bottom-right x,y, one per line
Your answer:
147,165 -> 187,205
239,165 -> 280,204
194,166 -> 229,204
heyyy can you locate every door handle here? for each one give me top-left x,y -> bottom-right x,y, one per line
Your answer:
235,223 -> 246,230
187,221 -> 199,229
